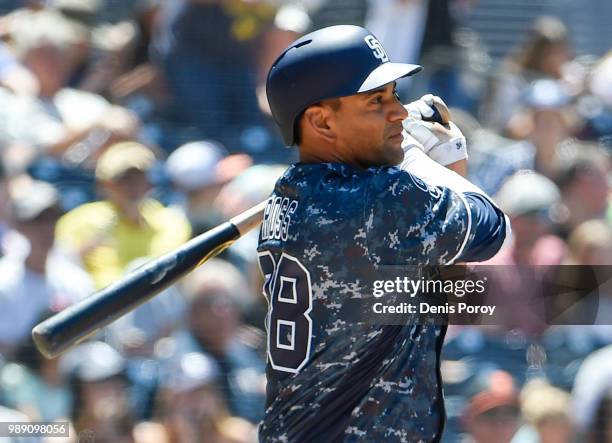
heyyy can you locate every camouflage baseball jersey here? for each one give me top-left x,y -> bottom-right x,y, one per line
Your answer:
257,162 -> 506,442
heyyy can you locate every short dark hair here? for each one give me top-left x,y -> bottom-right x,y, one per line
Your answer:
293,98 -> 342,146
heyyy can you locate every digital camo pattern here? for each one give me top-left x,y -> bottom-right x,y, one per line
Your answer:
257,162 -> 470,443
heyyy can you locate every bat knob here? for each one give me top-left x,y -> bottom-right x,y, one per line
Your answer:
427,107 -> 444,125
32,323 -> 55,359
424,98 -> 451,126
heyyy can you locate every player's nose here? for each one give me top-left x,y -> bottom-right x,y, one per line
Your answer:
388,98 -> 409,122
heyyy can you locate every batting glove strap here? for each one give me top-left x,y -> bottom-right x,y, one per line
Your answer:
402,118 -> 439,151
427,136 -> 468,166
402,118 -> 468,165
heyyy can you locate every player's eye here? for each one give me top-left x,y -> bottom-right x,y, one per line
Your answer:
371,95 -> 383,104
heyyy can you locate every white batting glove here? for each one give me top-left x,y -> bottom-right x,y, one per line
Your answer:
402,119 -> 468,166
404,94 -> 439,121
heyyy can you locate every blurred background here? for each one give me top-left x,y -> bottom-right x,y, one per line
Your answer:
0,0 -> 609,442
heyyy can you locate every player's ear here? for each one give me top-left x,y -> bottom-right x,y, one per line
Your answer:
302,105 -> 337,143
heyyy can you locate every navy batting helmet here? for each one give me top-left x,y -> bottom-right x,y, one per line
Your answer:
266,25 -> 422,146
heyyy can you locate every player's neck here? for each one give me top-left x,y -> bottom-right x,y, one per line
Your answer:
299,145 -> 364,169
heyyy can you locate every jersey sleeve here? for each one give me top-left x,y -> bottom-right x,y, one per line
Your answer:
459,192 -> 508,262
364,168 -> 471,266
399,146 -> 511,263
364,168 -> 507,266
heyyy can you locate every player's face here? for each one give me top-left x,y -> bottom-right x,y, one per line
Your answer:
334,82 -> 408,168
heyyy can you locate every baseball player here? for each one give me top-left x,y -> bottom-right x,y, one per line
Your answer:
258,25 -> 510,442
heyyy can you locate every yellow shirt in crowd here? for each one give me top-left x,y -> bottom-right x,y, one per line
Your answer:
55,199 -> 191,289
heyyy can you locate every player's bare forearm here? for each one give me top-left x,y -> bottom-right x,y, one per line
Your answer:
445,159 -> 467,177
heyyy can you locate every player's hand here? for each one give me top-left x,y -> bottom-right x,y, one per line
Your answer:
402,118 -> 467,166
404,94 -> 450,124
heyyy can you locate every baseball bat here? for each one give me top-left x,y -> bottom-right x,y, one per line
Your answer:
32,201 -> 267,358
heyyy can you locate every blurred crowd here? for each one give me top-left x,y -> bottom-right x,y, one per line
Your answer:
0,0 -> 609,442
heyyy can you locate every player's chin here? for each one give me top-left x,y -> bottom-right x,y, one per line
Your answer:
383,136 -> 405,165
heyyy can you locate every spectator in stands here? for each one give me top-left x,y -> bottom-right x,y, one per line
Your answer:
155,352 -> 256,443
173,258 -> 266,423
516,379 -> 573,443
462,111 -> 535,196
213,164 -> 288,222
365,0 -> 485,111
366,0 -> 454,69
466,73 -> 585,190
522,79 -> 576,178
483,171 -> 567,334
49,0 -> 162,99
571,346 -> 612,441
482,16 -> 573,134
0,328 -> 72,421
564,220 -> 612,325
489,171 -> 566,266
0,9 -> 138,172
150,0 -> 284,157
538,222 -> 612,387
212,163 -> 286,261
0,180 -> 93,355
461,369 -> 521,443
577,51 -> 612,145
61,341 -> 135,443
466,77 -> 576,193
553,141 -> 610,236
165,140 -> 251,234
55,142 -> 191,289
567,219 -> 612,266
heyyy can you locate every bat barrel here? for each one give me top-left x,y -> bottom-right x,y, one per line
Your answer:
32,221 -> 241,358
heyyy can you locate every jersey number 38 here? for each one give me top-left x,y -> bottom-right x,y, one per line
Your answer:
258,251 -> 313,374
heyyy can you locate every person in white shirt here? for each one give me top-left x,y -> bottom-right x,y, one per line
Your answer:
0,10 -> 138,172
0,180 -> 93,356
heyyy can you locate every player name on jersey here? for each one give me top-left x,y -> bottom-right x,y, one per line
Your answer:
261,196 -> 299,241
